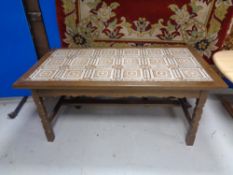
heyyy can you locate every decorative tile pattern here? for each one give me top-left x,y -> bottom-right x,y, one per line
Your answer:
28,48 -> 213,82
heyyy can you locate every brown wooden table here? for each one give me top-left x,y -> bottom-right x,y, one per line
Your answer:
14,46 -> 226,145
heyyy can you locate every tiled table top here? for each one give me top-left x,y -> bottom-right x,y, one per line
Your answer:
28,48 -> 212,82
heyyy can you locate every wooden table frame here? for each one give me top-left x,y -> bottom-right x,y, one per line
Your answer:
14,46 -> 227,146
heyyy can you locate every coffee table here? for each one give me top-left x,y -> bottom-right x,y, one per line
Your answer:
14,46 -> 226,145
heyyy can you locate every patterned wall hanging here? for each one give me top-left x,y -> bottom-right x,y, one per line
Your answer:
56,0 -> 233,64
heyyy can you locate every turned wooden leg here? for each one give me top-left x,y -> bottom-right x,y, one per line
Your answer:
186,91 -> 208,146
32,91 -> 55,142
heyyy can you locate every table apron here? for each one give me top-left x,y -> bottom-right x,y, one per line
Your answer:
34,89 -> 205,98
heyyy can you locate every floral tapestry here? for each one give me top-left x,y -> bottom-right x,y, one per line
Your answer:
56,0 -> 233,64
224,22 -> 233,49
